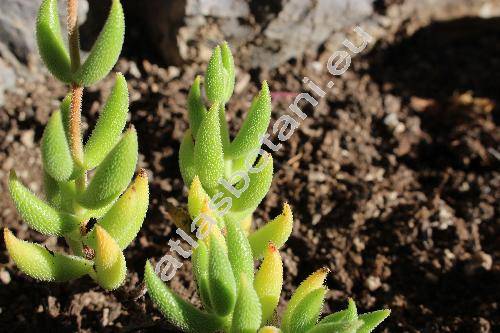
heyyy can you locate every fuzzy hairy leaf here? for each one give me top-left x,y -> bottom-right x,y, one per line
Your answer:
286,288 -> 326,333
228,154 -> 273,212
282,268 -> 329,332
306,320 -> 363,333
9,171 -> 80,236
78,127 -> 138,209
208,232 -> 236,316
205,46 -> 227,104
74,0 -> 124,86
194,102 -> 224,194
43,172 -> 76,213
179,130 -> 197,188
227,81 -> 271,159
218,103 -> 231,151
254,243 -> 283,324
187,176 -> 209,219
94,226 -> 126,290
318,309 -> 349,325
144,261 -> 224,333
187,76 -> 206,138
84,73 -> 129,169
226,219 -> 254,286
230,274 -> 262,333
192,241 -> 212,311
220,42 -> 235,103
357,310 -> 391,333
41,110 -> 74,182
36,0 -> 72,83
248,203 -> 293,259
85,169 -> 148,250
4,228 -> 92,281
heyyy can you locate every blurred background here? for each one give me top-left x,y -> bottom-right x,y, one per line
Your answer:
0,0 -> 499,332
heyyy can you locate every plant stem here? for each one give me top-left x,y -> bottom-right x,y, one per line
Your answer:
67,0 -> 80,72
66,0 -> 86,193
69,84 -> 84,166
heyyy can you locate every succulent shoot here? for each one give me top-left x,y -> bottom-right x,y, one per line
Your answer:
4,0 -> 148,291
145,223 -> 390,333
179,42 -> 273,232
145,43 -> 389,332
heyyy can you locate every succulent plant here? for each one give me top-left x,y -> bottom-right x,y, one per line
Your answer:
145,43 -> 390,332
144,208 -> 389,333
179,42 -> 273,232
4,0 -> 148,291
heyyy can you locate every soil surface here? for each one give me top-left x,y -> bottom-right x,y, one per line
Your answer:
0,16 -> 499,333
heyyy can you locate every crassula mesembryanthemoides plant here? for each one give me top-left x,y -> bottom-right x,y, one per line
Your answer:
144,43 -> 389,333
4,0 -> 148,291
178,42 -> 273,232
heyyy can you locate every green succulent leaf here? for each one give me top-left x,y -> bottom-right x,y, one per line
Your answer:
187,76 -> 206,138
230,274 -> 262,333
74,0 -> 125,86
4,228 -> 92,281
248,203 -> 293,259
85,169 -> 149,250
305,320 -> 363,333
194,102 -> 224,194
41,110 -> 74,182
144,261 -> 224,333
179,130 -> 197,188
319,309 -> 349,325
357,310 -> 391,333
36,0 -> 72,83
9,171 -> 80,236
78,127 -> 138,209
220,42 -> 235,103
254,243 -> 283,324
192,241 -> 212,310
84,73 -> 129,169
187,176 -> 210,219
286,288 -> 327,333
43,172 -> 76,212
227,81 -> 271,159
208,231 -> 236,316
282,268 -> 329,332
228,154 -> 273,212
94,226 -> 126,290
226,219 -> 254,287
205,46 -> 227,104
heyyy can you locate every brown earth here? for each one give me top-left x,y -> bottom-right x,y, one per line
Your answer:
0,16 -> 499,333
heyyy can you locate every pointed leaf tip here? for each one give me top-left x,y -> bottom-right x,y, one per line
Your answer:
94,225 -> 126,290
248,201 -> 293,259
85,169 -> 149,250
84,72 -> 129,169
205,45 -> 227,103
194,102 -> 224,194
254,242 -> 283,324
36,0 -> 72,83
74,0 -> 125,86
78,128 -> 138,209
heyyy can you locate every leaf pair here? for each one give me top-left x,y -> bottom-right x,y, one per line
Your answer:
145,219 -> 286,332
36,0 -> 124,86
205,42 -> 235,104
6,170 -> 149,290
